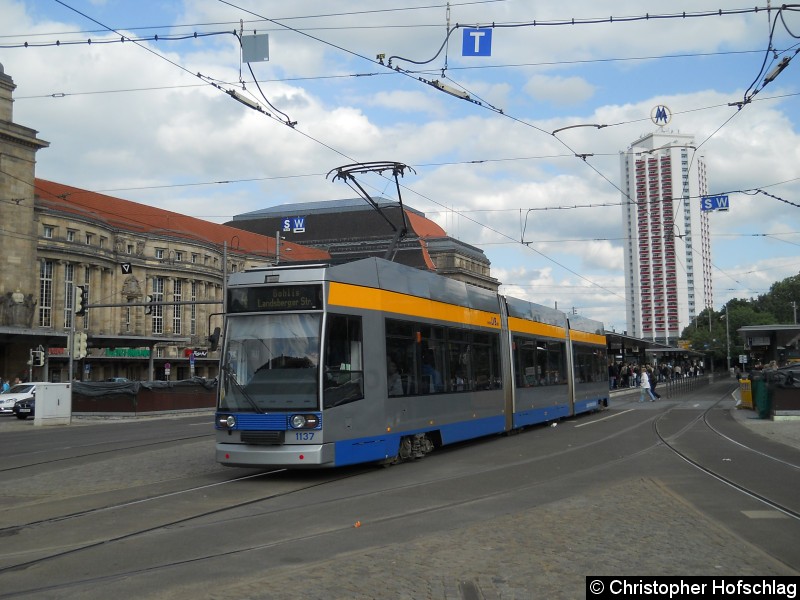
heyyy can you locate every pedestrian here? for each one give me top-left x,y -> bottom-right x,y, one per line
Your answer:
608,362 -> 617,390
640,368 -> 656,402
1,378 -> 9,393
648,366 -> 661,400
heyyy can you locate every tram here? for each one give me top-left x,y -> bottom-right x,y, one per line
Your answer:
215,257 -> 608,468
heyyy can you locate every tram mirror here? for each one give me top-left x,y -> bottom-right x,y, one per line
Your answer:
209,327 -> 221,351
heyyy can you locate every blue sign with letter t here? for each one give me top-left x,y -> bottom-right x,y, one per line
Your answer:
462,28 -> 492,56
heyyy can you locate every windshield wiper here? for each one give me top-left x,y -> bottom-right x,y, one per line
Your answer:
222,362 -> 263,414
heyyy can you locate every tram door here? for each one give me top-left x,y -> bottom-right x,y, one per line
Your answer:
564,326 -> 577,417
499,297 -> 515,431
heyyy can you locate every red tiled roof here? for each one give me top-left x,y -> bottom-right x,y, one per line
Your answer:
34,179 -> 330,262
405,210 -> 446,238
403,210 -> 445,270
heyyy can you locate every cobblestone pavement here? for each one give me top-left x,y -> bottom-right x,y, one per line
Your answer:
173,386 -> 799,600
184,477 -> 795,600
8,382 -> 797,600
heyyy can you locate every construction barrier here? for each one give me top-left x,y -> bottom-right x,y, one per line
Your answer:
738,378 -> 753,410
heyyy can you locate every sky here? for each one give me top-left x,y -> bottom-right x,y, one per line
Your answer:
1,0 -> 799,334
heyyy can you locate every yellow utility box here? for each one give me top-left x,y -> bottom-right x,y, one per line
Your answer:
738,379 -> 753,410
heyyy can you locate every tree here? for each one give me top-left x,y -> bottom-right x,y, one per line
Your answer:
680,304 -> 777,371
678,271 -> 799,369
756,274 -> 800,323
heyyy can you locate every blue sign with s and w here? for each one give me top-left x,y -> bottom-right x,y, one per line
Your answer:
282,217 -> 306,233
700,195 -> 730,212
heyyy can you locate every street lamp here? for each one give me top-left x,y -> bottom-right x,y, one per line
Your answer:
721,306 -> 731,375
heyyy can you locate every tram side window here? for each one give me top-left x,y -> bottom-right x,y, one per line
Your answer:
546,340 -> 567,385
473,332 -> 500,390
419,325 -> 446,393
514,337 -> 537,387
323,314 -> 364,408
386,320 -> 416,396
513,337 -> 565,387
447,328 -> 472,392
385,318 -> 498,395
573,344 -> 607,383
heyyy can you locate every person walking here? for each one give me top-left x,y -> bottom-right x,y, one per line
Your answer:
640,368 -> 656,402
648,366 -> 661,400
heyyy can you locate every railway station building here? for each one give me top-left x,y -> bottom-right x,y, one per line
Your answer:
0,64 -> 497,384
0,64 -> 329,383
225,199 -> 500,292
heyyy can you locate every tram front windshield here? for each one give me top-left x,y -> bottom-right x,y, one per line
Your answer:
219,313 -> 321,412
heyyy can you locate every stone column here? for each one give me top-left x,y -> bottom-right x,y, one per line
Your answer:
0,64 -> 49,315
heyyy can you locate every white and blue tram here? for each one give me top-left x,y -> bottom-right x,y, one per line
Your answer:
215,257 -> 608,468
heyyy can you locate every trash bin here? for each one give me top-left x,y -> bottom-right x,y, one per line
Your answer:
752,374 -> 771,419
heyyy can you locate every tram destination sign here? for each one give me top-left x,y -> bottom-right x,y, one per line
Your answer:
228,284 -> 323,313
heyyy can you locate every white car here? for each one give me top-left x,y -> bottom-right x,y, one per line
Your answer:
0,391 -> 16,414
0,383 -> 42,417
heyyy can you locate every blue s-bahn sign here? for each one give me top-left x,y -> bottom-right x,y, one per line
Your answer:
701,195 -> 730,212
462,28 -> 492,56
282,216 -> 306,233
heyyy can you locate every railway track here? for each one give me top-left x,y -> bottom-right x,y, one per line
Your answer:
654,389 -> 800,521
1,389 -> 797,598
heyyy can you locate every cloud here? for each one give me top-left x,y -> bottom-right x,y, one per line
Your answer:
524,74 -> 596,106
364,89 -> 447,117
3,0 -> 799,333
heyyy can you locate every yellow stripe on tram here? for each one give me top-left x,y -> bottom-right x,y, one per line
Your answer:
328,282 -> 501,329
507,316 -> 567,340
569,330 -> 607,346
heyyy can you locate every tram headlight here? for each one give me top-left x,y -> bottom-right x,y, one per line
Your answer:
217,414 -> 236,429
290,414 -> 319,429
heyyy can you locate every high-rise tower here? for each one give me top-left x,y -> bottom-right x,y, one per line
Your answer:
620,131 -> 712,344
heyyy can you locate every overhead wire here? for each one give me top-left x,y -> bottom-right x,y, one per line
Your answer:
387,6 -> 779,68
208,0 -> 625,298
50,0 -> 301,132
0,30 -> 230,49
19,2 -> 800,310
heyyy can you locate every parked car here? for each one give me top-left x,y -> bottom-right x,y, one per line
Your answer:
0,388 -> 19,414
2,383 -> 42,420
13,397 -> 35,419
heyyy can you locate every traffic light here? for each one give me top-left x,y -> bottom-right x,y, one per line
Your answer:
33,350 -> 45,367
73,332 -> 88,359
144,295 -> 153,315
74,285 -> 87,317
